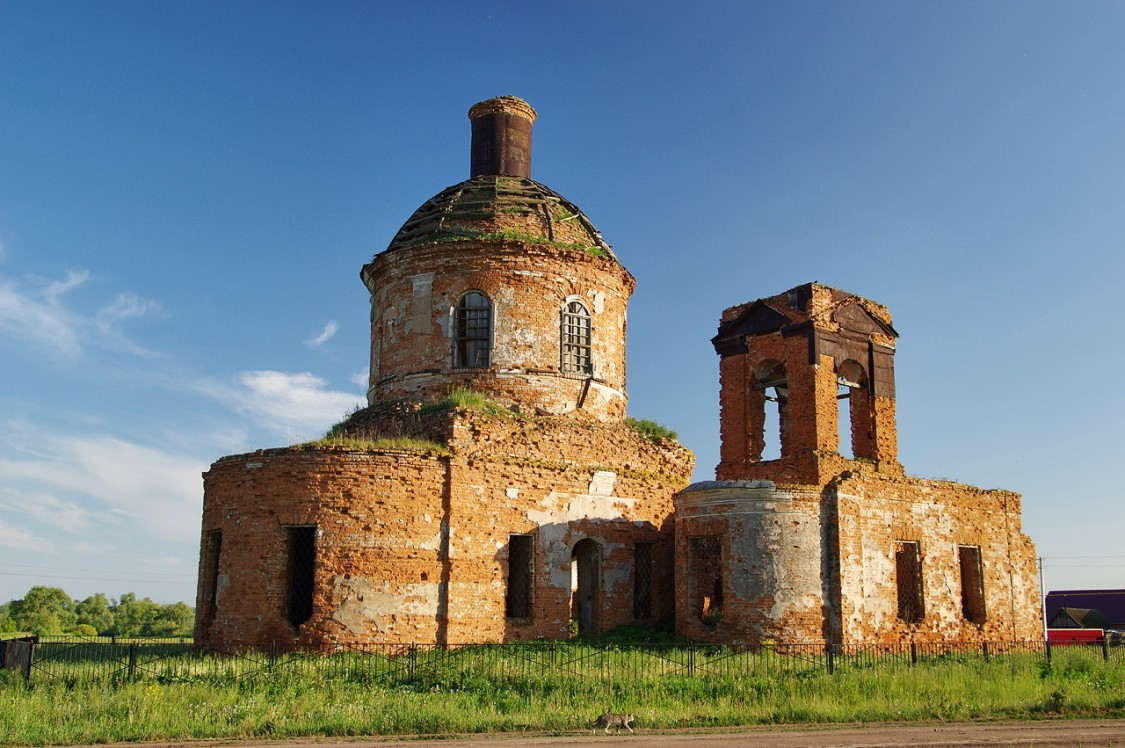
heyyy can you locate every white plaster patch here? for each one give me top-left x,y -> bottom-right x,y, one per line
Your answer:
588,470 -> 616,496
506,487 -> 520,499
527,491 -> 638,589
332,577 -> 440,635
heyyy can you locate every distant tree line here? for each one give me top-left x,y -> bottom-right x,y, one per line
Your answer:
0,586 -> 194,637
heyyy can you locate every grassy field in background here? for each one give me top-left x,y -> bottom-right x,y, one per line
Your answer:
3,644 -> 1125,745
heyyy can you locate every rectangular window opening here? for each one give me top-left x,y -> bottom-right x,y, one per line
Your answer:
894,540 -> 924,623
204,530 -> 222,621
633,542 -> 654,620
285,526 -> 316,628
959,545 -> 986,624
689,536 -> 724,625
506,534 -> 533,618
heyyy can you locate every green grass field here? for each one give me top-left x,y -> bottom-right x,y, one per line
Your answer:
2,641 -> 1124,745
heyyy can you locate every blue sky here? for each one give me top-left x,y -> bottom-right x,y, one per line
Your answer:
1,1 -> 1123,606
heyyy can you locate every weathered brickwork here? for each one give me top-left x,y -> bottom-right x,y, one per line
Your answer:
195,97 -> 1040,652
195,412 -> 691,652
677,282 -> 1041,645
362,239 -> 633,421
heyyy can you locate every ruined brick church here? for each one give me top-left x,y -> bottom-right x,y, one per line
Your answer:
194,97 -> 1042,652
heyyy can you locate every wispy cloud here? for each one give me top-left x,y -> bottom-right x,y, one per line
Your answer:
0,429 -> 205,543
0,487 -> 92,535
0,270 -> 159,357
0,520 -> 53,552
0,270 -> 87,355
197,370 -> 363,441
305,320 -> 338,347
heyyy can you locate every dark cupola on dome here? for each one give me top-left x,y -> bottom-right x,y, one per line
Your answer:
361,96 -> 634,420
382,96 -> 616,261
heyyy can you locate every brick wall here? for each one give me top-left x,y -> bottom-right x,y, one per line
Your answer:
690,282 -> 1042,645
195,410 -> 693,652
361,239 -> 634,422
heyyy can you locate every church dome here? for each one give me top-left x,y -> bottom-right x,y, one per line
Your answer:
384,175 -> 617,261
360,96 -> 633,422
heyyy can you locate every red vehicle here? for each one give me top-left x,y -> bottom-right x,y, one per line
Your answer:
1047,627 -> 1105,644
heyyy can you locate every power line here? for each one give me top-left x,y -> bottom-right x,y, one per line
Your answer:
1,563 -> 193,579
0,571 -> 190,585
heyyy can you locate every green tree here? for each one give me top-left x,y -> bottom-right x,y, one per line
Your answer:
8,586 -> 77,635
111,593 -> 193,637
153,601 -> 194,636
76,593 -> 115,635
0,602 -> 16,633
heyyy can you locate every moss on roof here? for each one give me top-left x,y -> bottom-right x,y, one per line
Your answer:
381,176 -> 618,262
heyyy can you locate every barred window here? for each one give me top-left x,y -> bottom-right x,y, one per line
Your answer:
894,540 -> 924,623
561,300 -> 592,374
690,536 -> 724,625
506,534 -> 533,618
455,292 -> 491,368
285,526 -> 316,628
633,542 -> 654,619
959,545 -> 986,624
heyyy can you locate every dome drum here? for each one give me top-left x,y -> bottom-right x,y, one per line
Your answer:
362,238 -> 632,420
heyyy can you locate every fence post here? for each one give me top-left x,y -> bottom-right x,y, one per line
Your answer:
25,638 -> 37,687
909,641 -> 917,666
408,644 -> 417,681
982,641 -> 990,663
128,643 -> 138,679
1103,636 -> 1110,663
1045,639 -> 1052,664
825,642 -> 835,675
688,644 -> 695,677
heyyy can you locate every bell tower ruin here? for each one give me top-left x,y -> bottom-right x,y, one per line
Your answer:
674,283 -> 1041,646
711,282 -> 901,484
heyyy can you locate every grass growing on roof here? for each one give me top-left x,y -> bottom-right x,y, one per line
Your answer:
420,386 -> 506,416
626,417 -> 678,442
301,436 -> 449,454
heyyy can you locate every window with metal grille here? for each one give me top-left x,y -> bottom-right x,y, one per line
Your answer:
633,542 -> 654,619
455,292 -> 491,368
204,530 -> 222,621
959,545 -> 986,624
506,534 -> 533,618
285,526 -> 316,628
690,536 -> 724,624
560,300 -> 592,374
894,540 -> 924,623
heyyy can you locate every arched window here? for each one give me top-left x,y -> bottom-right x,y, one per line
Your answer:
455,292 -> 491,368
836,359 -> 874,459
561,300 -> 592,374
751,360 -> 787,461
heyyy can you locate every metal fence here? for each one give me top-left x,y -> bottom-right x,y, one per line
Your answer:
2,635 -> 1122,687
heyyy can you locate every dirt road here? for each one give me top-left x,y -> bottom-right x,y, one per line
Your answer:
74,720 -> 1125,748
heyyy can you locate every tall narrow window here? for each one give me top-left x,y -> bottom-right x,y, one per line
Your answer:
506,534 -> 533,618
561,300 -> 592,374
690,536 -> 724,625
285,526 -> 316,628
204,530 -> 222,622
455,292 -> 491,368
959,545 -> 986,624
752,360 -> 787,461
633,542 -> 654,620
894,540 -> 924,623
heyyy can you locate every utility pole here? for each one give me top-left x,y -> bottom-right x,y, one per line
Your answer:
1038,557 -> 1048,641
